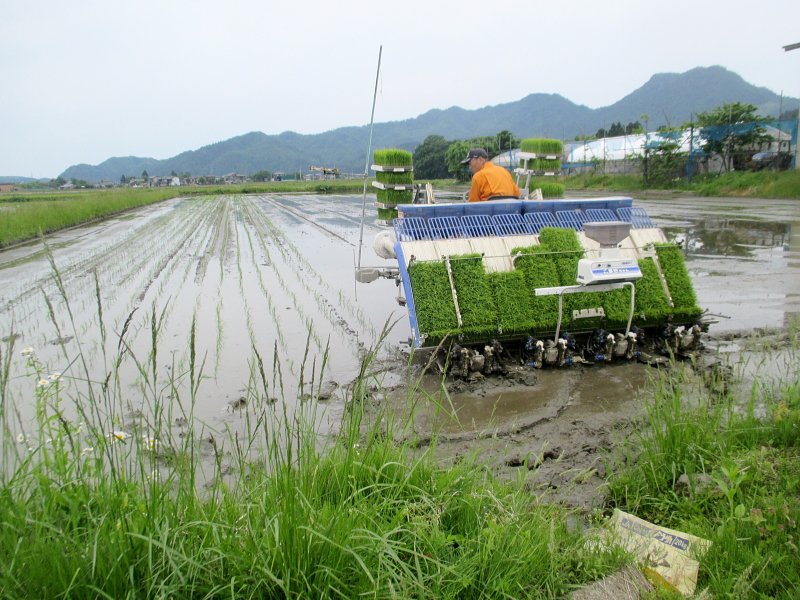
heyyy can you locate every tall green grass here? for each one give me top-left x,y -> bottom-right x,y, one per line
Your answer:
0,188 -> 180,247
0,181 -> 377,247
606,328 -> 800,598
0,264 -> 630,598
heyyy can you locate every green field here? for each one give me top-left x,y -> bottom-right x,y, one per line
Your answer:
0,180 -> 370,248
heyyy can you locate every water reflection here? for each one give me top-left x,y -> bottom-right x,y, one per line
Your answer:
664,218 -> 792,258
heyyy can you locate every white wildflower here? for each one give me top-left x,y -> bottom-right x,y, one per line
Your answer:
109,430 -> 131,442
21,348 -> 34,356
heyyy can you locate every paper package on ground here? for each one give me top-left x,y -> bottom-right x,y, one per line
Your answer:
607,509 -> 712,596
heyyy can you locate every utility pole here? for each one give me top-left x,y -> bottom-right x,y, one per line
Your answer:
784,42 -> 800,170
687,113 -> 695,184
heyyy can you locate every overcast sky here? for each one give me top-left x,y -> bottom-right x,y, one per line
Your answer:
3,0 -> 800,178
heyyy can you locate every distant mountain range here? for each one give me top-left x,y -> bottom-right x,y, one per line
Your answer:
0,176 -> 50,184
21,66 -> 800,182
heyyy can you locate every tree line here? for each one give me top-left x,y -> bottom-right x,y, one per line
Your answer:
413,130 -> 520,182
412,102 -> 791,187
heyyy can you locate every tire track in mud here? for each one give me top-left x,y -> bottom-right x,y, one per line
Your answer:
194,201 -> 228,284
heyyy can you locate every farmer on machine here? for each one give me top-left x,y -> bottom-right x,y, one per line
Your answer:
461,148 -> 520,203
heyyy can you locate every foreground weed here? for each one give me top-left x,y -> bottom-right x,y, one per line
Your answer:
607,346 -> 800,598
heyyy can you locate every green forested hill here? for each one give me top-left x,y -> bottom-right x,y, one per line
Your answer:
59,66 -> 798,181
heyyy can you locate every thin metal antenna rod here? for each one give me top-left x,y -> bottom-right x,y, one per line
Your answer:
356,45 -> 382,271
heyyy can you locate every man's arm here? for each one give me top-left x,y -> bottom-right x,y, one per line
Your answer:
468,170 -> 486,202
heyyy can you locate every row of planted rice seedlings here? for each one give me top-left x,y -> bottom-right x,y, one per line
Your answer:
233,201 -> 291,353
101,199 -> 219,325
0,199 -> 185,321
2,198 -> 222,427
100,205 -> 219,399
114,201 -> 219,348
243,198 -> 365,351
374,149 -> 414,222
269,200 -> 374,337
241,201 -> 311,336
60,202 -> 227,434
113,196 -> 288,420
407,227 -> 701,340
3,194 -> 211,377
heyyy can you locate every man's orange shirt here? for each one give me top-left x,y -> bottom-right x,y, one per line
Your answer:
468,161 -> 520,202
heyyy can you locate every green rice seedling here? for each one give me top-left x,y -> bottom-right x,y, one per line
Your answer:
537,228 -> 588,325
377,208 -> 398,221
532,158 -> 562,172
631,257 -> 672,325
521,138 -> 564,155
377,188 -> 414,205
655,243 -> 702,321
375,171 -> 413,185
449,254 -> 498,334
373,148 -> 413,167
511,244 -> 561,331
407,260 -> 459,340
487,270 -> 535,334
538,182 -> 565,198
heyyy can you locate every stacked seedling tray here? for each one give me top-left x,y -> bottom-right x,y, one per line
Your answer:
372,149 -> 414,225
516,138 -> 564,199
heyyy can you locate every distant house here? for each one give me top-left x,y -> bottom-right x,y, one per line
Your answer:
0,183 -> 19,192
96,179 -> 115,188
59,183 -> 76,190
223,172 -> 249,184
148,175 -> 181,187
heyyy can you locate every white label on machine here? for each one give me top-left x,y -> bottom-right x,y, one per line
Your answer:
577,258 -> 642,284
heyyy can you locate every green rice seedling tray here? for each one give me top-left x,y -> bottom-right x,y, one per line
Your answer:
520,139 -> 563,155
373,149 -> 413,167
377,188 -> 414,206
375,171 -> 414,185
391,197 -> 702,347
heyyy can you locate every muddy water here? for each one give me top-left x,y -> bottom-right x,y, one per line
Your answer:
2,192 -> 798,496
641,195 -> 800,331
0,194 -> 402,451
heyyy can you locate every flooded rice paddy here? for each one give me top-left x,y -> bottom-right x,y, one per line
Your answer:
1,192 -> 798,497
